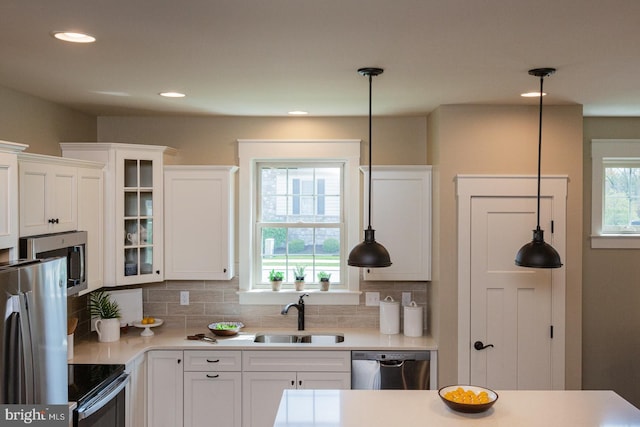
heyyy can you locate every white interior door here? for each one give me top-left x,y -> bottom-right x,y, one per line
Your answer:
470,196 -> 553,389
456,175 -> 566,390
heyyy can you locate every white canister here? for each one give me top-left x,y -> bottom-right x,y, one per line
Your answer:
380,296 -> 400,334
95,318 -> 121,342
404,301 -> 423,337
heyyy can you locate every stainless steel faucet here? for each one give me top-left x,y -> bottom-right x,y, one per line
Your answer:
281,293 -> 309,330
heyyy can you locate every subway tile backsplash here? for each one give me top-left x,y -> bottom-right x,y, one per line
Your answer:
71,277 -> 430,339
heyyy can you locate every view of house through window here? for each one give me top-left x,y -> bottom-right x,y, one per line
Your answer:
603,163 -> 640,232
258,164 -> 343,286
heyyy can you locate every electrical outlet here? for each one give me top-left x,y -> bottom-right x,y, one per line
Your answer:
365,292 -> 380,306
180,291 -> 189,305
402,292 -> 412,306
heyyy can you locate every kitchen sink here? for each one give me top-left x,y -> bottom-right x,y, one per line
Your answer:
253,333 -> 345,344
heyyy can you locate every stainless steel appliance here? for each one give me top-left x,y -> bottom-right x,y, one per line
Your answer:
351,351 -> 430,390
68,364 -> 129,427
20,231 -> 88,295
0,258 -> 68,404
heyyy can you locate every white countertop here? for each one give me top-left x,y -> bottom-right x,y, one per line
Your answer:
70,327 -> 436,365
274,389 -> 640,427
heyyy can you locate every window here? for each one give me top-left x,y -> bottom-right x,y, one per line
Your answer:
258,164 -> 343,284
238,140 -> 361,305
591,139 -> 640,248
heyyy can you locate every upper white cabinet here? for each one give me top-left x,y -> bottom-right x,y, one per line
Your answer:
164,166 -> 237,280
361,166 -> 432,281
18,154 -> 78,236
0,141 -> 27,254
77,163 -> 105,294
61,143 -> 177,286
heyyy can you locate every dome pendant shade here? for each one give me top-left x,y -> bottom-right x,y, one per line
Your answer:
515,227 -> 562,268
348,66 -> 392,268
515,67 -> 562,269
348,227 -> 392,267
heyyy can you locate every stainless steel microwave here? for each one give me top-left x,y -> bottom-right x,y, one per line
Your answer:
19,231 -> 88,296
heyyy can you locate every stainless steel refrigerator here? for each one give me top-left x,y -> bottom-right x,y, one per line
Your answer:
0,257 -> 68,404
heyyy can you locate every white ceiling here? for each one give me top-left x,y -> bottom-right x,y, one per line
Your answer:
2,0 -> 640,117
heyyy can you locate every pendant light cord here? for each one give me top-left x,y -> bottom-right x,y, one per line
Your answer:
535,74 -> 544,230
367,72 -> 373,230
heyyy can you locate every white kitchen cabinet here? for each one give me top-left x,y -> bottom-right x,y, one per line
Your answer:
361,166 -> 432,281
242,351 -> 351,427
61,143 -> 177,286
0,141 -> 27,255
125,353 -> 147,427
183,350 -> 242,427
147,350 -> 183,427
164,166 -> 237,280
18,154 -> 79,236
77,163 -> 104,294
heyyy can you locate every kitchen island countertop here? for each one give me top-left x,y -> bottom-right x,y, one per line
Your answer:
70,327 -> 436,365
274,389 -> 640,426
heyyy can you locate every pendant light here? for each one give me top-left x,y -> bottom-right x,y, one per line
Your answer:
515,67 -> 563,268
348,67 -> 392,268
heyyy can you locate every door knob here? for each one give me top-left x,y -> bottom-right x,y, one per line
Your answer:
474,341 -> 494,351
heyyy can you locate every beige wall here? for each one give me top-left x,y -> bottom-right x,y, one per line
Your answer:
429,104 -> 584,389
582,117 -> 640,408
97,116 -> 427,165
0,85 -> 96,154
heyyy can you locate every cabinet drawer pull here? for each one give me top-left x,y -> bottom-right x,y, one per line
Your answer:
206,374 -> 220,379
206,359 -> 220,363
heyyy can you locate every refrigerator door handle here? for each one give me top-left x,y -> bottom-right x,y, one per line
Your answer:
18,293 -> 35,403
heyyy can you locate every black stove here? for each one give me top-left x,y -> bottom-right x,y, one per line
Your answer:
68,364 -> 125,404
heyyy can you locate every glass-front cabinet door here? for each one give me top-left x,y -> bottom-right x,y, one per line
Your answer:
117,151 -> 164,284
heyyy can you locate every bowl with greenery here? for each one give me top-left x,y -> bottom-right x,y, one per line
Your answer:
208,321 -> 245,336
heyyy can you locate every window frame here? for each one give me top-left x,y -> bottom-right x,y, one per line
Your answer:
238,140 -> 361,305
591,139 -> 640,248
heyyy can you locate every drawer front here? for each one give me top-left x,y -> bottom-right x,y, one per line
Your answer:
184,350 -> 242,371
242,351 -> 350,372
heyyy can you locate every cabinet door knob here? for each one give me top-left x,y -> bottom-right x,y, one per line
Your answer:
156,270 -> 160,274
48,218 -> 59,224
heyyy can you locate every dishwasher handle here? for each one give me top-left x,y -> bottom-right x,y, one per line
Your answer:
380,360 -> 406,368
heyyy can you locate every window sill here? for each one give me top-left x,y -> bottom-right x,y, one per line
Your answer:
591,234 -> 640,249
237,289 -> 361,305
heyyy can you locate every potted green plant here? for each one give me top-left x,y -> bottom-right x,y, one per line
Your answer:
317,271 -> 331,291
89,290 -> 122,342
269,269 -> 284,291
292,265 -> 306,291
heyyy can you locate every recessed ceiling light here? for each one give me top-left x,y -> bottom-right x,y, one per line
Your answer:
160,92 -> 186,98
288,110 -> 308,116
521,92 -> 546,98
51,31 -> 96,43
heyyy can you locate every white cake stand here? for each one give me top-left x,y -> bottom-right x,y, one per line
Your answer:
133,318 -> 164,336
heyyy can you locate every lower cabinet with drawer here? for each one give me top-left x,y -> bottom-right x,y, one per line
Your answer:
242,351 -> 351,427
146,349 -> 350,427
184,350 -> 242,427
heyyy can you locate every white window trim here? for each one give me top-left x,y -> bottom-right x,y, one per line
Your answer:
591,139 -> 640,248
237,140 -> 361,305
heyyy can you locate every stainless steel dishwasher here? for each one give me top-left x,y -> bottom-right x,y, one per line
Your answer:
351,351 -> 430,390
